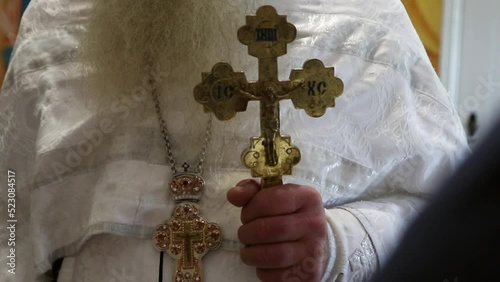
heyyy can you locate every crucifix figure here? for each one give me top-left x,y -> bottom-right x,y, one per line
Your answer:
194,5 -> 344,188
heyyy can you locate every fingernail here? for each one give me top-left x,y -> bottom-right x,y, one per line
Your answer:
233,186 -> 245,192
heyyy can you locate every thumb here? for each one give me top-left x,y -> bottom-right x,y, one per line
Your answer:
226,179 -> 260,207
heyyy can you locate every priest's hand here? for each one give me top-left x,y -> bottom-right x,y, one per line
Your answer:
227,179 -> 328,282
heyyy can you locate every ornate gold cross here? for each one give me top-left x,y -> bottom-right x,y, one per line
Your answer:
194,5 -> 344,188
153,175 -> 222,282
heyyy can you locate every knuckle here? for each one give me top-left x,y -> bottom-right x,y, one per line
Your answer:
305,240 -> 327,267
306,188 -> 323,207
260,245 -> 288,267
303,213 -> 327,238
240,207 -> 251,224
240,247 -> 256,266
311,215 -> 327,231
256,218 -> 271,238
237,225 -> 247,243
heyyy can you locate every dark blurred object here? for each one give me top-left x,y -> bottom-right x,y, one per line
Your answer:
467,112 -> 478,137
467,112 -> 478,145
370,117 -> 500,282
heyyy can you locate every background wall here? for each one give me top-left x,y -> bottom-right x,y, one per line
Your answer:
404,0 -> 500,145
402,0 -> 442,72
454,0 -> 500,145
0,0 -> 29,90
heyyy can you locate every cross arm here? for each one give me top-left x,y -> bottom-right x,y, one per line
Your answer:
194,63 -> 255,121
289,59 -> 344,117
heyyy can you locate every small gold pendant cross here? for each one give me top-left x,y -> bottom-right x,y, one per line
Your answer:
194,6 -> 344,188
153,173 -> 222,282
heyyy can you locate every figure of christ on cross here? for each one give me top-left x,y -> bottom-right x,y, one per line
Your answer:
235,83 -> 303,167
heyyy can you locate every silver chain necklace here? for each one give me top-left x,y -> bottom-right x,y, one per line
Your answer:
151,88 -> 222,282
151,88 -> 213,174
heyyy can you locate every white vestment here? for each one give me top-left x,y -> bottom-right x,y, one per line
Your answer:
0,0 -> 468,281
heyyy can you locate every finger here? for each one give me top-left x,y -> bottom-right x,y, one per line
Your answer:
256,267 -> 290,282
240,241 -> 306,269
238,213 -> 306,245
226,179 -> 260,207
241,184 -> 323,224
257,265 -> 323,282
